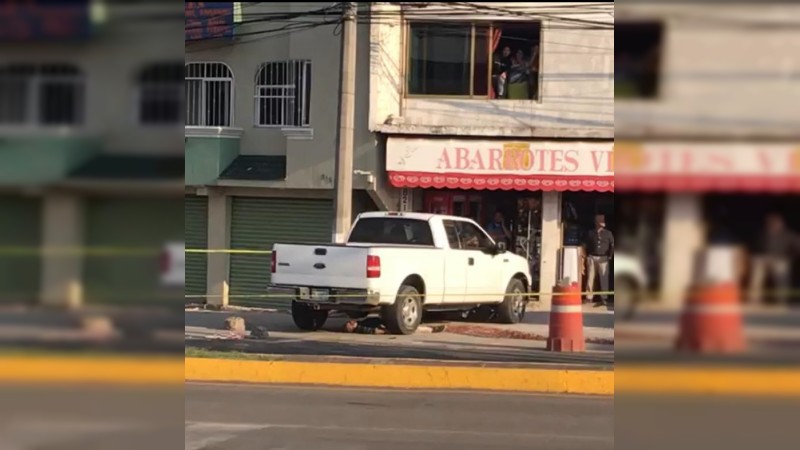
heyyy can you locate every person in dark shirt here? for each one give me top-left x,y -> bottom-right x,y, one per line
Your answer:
486,211 -> 511,247
747,214 -> 800,304
584,214 -> 614,304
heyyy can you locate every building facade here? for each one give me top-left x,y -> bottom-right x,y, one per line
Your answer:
369,2 -> 614,308
186,2 -> 614,309
0,1 -> 184,307
615,3 -> 800,306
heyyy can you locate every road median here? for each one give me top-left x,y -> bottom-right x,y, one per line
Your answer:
184,354 -> 614,395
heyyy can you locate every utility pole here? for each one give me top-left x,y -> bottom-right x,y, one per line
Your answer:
332,1 -> 357,243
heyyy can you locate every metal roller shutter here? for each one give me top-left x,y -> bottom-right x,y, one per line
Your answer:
229,197 -> 332,308
0,196 -> 41,303
184,195 -> 208,298
84,198 -> 183,305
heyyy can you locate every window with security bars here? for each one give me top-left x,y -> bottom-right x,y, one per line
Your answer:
0,63 -> 85,126
254,60 -> 311,127
185,62 -> 233,127
139,62 -> 183,125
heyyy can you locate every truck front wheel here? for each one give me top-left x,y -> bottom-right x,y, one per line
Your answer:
291,301 -> 329,331
497,278 -> 527,324
381,285 -> 422,335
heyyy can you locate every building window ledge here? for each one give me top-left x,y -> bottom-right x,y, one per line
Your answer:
281,127 -> 313,140
184,126 -> 243,139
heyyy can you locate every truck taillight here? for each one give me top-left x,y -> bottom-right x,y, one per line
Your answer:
366,255 -> 381,278
271,251 -> 277,274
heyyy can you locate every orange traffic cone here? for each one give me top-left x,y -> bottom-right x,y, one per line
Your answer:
547,280 -> 585,352
675,281 -> 746,353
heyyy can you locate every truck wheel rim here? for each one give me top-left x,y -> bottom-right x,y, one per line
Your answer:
401,296 -> 419,326
512,287 -> 525,318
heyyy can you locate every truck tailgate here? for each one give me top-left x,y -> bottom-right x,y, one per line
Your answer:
271,243 -> 371,289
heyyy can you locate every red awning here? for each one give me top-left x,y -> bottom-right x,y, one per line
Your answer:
388,171 -> 614,192
616,175 -> 800,193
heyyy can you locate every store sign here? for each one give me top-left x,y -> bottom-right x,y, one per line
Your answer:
185,2 -> 235,42
0,1 -> 91,41
615,142 -> 800,175
615,142 -> 800,192
387,139 -> 613,176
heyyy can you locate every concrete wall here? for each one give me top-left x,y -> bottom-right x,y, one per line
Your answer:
615,3 -> 800,138
186,2 -> 381,190
369,2 -> 614,138
0,3 -> 183,155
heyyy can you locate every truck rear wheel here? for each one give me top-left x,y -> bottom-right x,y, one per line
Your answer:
381,285 -> 422,335
291,301 -> 329,331
497,278 -> 527,324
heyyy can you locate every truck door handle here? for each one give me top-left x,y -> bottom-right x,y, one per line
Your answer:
468,257 -> 474,266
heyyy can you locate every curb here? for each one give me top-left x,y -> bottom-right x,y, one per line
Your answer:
0,355 -> 183,384
184,357 -> 614,395
616,366 -> 800,397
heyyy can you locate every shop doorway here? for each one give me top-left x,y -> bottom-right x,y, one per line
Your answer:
704,194 -> 800,305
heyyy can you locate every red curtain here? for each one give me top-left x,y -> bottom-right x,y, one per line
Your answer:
489,28 -> 502,99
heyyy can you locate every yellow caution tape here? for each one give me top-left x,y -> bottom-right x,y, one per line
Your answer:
184,290 -> 618,300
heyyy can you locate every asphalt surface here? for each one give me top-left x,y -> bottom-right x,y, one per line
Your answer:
0,386 -> 183,450
185,383 -> 614,450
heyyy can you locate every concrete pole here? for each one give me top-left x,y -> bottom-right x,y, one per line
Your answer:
40,193 -> 84,309
206,191 -> 230,308
332,2 -> 357,243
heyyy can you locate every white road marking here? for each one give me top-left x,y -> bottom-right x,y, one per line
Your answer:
185,422 -> 268,450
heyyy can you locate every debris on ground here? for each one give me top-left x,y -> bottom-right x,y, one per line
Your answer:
250,326 -> 270,339
224,316 -> 246,335
443,323 -> 613,345
79,315 -> 116,340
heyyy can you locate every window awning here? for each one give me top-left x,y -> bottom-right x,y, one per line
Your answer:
388,172 -> 613,192
386,138 -> 614,192
615,142 -> 800,193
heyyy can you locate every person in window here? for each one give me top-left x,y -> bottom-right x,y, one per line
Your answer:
486,211 -> 511,247
492,45 -> 512,99
506,49 -> 530,99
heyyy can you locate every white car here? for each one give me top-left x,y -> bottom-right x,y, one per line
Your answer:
269,212 -> 533,334
613,251 -> 648,319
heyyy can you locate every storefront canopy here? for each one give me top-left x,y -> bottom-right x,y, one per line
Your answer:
615,142 -> 800,193
386,138 -> 614,192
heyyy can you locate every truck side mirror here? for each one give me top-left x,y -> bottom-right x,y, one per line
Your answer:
496,241 -> 507,254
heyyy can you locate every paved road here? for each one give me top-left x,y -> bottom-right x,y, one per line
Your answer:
185,310 -> 614,367
185,383 -> 614,449
0,386 -> 183,449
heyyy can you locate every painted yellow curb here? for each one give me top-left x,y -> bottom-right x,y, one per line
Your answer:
184,357 -> 614,395
616,366 -> 800,397
0,356 -> 183,385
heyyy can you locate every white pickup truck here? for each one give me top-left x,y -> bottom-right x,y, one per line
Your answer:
269,212 -> 533,334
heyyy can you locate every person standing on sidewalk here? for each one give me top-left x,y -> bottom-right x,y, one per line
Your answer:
748,214 -> 800,305
584,214 -> 614,305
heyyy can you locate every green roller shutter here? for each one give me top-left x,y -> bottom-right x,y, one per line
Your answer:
84,198 -> 183,305
229,197 -> 332,308
184,195 -> 208,298
0,196 -> 41,302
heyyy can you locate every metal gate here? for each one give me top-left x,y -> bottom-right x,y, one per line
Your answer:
184,195 -> 208,298
0,195 -> 41,303
229,197 -> 332,308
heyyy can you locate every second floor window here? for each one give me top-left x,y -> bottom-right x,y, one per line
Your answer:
616,22 -> 663,99
185,62 -> 233,127
408,22 -> 541,100
255,60 -> 311,127
0,63 -> 85,126
139,62 -> 183,125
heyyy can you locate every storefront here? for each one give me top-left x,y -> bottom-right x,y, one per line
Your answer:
616,141 -> 800,306
386,137 -> 614,304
